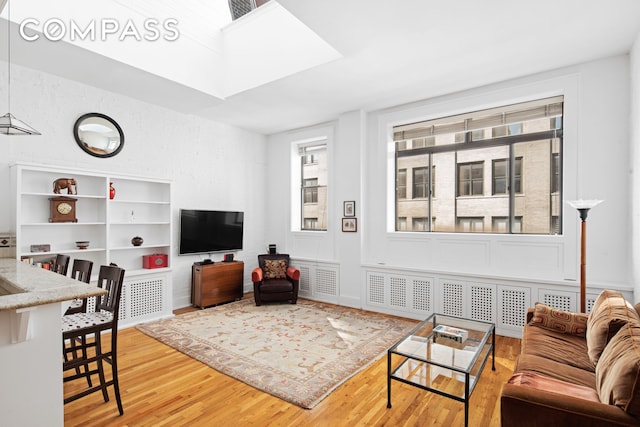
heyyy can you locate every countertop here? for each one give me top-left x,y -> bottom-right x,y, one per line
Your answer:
0,258 -> 106,310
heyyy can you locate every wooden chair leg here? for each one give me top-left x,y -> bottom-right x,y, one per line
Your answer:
94,332 -> 110,403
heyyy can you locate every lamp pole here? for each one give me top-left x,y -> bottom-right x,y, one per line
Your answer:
567,200 -> 603,313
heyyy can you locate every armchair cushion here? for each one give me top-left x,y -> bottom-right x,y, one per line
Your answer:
264,259 -> 287,279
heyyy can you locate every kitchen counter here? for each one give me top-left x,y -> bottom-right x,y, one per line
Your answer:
0,258 -> 106,310
0,258 -> 108,427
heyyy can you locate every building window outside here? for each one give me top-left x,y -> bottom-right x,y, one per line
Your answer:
457,217 -> 484,232
458,162 -> 484,196
413,167 -> 428,199
304,218 -> 318,229
393,96 -> 563,234
300,144 -> 327,231
551,153 -> 560,193
413,217 -> 428,231
397,169 -> 407,199
493,157 -> 522,195
492,216 -> 522,233
397,217 -> 407,231
303,178 -> 318,204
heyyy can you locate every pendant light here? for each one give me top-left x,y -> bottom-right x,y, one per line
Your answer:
0,0 -> 40,135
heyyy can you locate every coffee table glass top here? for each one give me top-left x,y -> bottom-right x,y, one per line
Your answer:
388,313 -> 494,398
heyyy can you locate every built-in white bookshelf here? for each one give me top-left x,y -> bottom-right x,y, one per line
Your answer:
10,162 -> 173,327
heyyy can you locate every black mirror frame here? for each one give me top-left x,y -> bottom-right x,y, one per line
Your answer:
73,113 -> 124,158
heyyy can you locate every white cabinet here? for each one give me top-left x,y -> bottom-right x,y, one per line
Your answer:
10,163 -> 173,327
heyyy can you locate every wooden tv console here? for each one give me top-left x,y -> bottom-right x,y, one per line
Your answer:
192,261 -> 244,308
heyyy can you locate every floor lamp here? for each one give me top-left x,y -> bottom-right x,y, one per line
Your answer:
567,199 -> 603,313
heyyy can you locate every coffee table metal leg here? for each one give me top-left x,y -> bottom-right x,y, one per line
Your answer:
492,327 -> 496,371
387,350 -> 392,408
465,373 -> 470,427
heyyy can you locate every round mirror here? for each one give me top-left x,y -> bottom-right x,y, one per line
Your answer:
73,113 -> 124,158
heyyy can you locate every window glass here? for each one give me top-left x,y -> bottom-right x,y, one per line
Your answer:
393,96 -> 563,234
300,145 -> 327,231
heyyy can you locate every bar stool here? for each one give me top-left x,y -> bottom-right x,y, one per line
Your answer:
62,264 -> 125,415
52,254 -> 70,275
64,259 -> 94,315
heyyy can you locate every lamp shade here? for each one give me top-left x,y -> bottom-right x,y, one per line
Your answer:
567,199 -> 603,210
0,113 -> 41,135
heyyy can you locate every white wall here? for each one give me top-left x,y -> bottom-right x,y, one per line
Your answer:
631,33 -> 640,298
268,54 -> 634,306
0,62 -> 267,308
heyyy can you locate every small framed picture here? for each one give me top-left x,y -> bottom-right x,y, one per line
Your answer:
342,217 -> 357,232
344,201 -> 356,217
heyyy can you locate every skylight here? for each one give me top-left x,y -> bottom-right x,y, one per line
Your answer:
228,0 -> 271,21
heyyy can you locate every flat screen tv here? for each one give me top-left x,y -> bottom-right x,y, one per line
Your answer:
179,209 -> 244,255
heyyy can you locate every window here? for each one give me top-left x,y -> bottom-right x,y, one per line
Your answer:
304,153 -> 318,164
412,217 -> 428,231
492,216 -> 522,233
457,217 -> 484,232
300,144 -> 327,231
551,153 -> 560,193
229,0 -> 271,20
304,218 -> 318,229
303,178 -> 318,203
397,169 -> 407,199
394,96 -> 563,234
413,167 -> 428,199
458,162 -> 483,196
493,157 -> 522,195
397,217 -> 407,231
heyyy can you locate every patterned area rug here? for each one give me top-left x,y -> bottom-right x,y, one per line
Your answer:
137,298 -> 417,408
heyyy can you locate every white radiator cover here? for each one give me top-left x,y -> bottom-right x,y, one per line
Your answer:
363,267 -> 628,338
289,259 -> 630,338
86,271 -> 172,328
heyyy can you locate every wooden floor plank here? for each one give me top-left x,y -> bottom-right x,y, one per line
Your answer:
64,304 -> 520,426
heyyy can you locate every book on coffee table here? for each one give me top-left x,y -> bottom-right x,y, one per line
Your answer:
433,324 -> 468,344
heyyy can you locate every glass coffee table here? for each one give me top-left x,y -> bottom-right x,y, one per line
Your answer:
387,313 -> 495,426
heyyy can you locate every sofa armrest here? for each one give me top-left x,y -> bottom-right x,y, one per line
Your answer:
251,267 -> 263,283
286,267 -> 300,281
526,307 -> 535,323
501,383 -> 638,426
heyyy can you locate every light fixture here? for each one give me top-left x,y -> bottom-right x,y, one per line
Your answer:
567,199 -> 603,313
0,0 -> 40,135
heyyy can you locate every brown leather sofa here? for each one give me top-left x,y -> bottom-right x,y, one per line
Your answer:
501,290 -> 640,426
251,254 -> 300,305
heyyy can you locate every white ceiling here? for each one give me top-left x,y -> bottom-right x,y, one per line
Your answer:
5,0 -> 640,135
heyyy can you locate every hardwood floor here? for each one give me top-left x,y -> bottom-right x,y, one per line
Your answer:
64,303 -> 521,427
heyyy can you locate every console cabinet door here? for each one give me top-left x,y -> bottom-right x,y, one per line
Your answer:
192,261 -> 244,308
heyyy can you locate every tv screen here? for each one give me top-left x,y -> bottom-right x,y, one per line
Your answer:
179,209 -> 244,255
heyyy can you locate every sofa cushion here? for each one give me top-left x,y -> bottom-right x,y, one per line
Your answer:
508,372 -> 600,402
530,303 -> 588,337
587,290 -> 640,365
522,321 -> 595,372
263,259 -> 287,279
596,322 -> 640,417
515,354 -> 596,389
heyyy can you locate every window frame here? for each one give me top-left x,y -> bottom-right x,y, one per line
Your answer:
393,96 -> 563,235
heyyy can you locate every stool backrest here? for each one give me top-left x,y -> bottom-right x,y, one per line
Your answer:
70,259 -> 93,283
53,254 -> 71,275
95,265 -> 125,325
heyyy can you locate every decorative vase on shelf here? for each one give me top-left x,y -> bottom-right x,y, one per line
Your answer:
131,236 -> 143,247
109,182 -> 116,200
